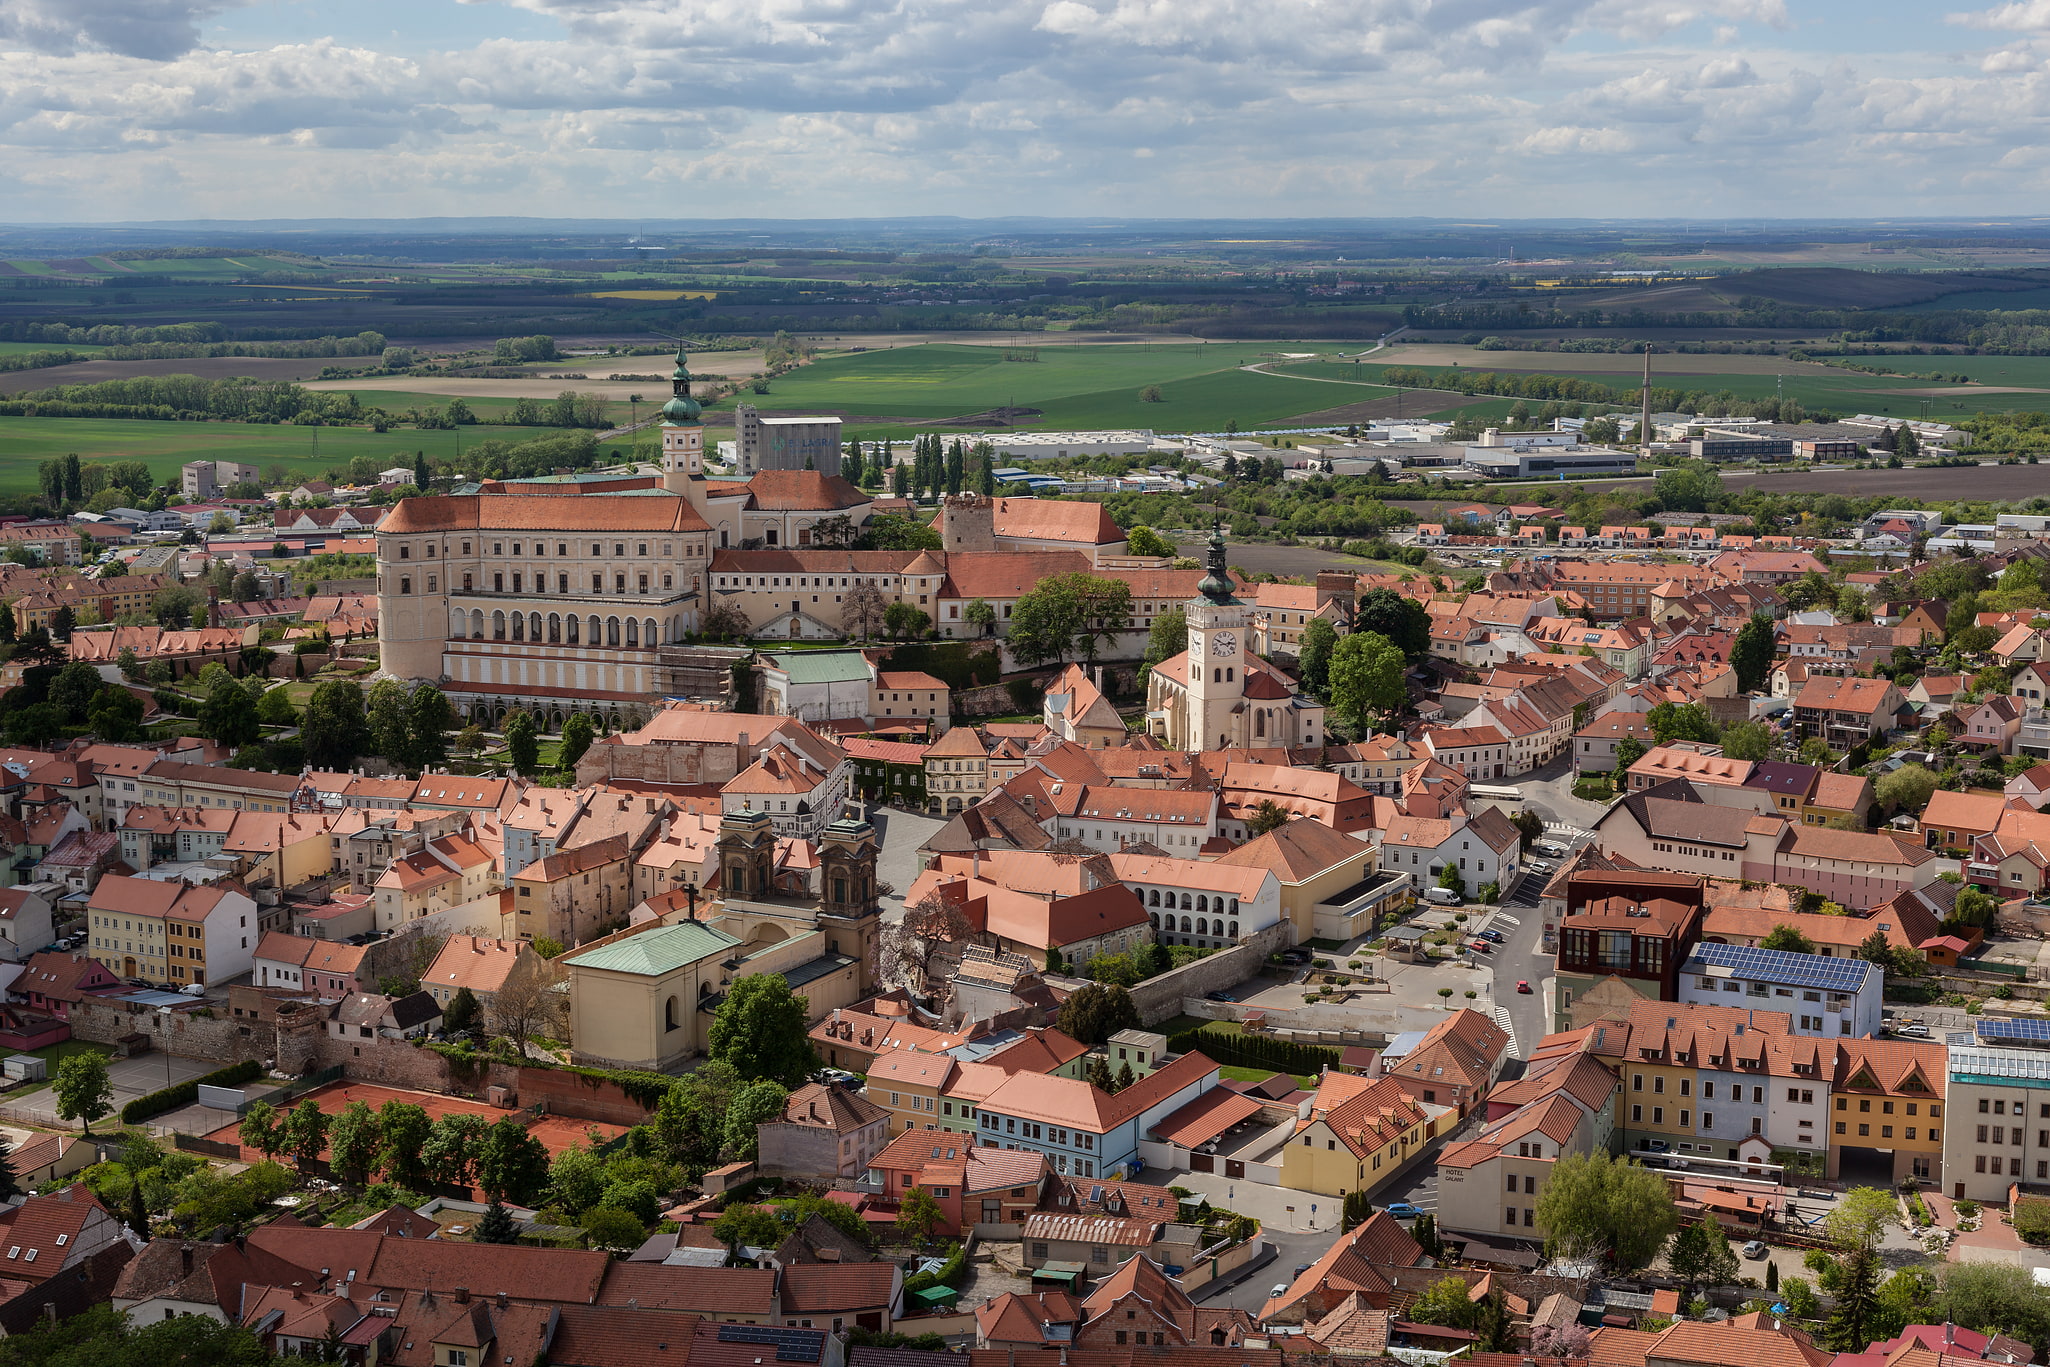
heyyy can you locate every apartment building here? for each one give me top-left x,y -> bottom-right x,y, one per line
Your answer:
85,873 -> 260,987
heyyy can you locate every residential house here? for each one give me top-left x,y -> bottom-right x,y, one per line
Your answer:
1277,1071 -> 1450,1197
864,1129 -> 1047,1236
974,1051 -> 1221,1179
757,1081 -> 893,1181
84,874 -> 260,987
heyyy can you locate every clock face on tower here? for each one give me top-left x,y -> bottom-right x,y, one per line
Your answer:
1211,631 -> 1238,657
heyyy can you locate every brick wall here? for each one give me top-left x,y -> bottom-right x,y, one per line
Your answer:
67,995 -> 278,1064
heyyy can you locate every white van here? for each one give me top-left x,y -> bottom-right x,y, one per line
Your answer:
1423,887 -> 1462,906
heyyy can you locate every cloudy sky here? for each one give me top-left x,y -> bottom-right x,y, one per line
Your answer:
3,0 -> 2049,222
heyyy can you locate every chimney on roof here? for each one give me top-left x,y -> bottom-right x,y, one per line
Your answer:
454,1287 -> 469,1304
496,1291 -> 508,1309
180,1243 -> 194,1276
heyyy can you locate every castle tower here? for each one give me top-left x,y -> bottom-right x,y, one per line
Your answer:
659,342 -> 707,518
817,808 -> 882,993
716,805 -> 776,900
940,492 -> 996,553
1184,523 -> 1249,752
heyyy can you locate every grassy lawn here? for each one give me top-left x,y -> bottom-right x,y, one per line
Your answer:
1217,1064 -> 1316,1089
0,417 -> 567,497
0,341 -> 106,356
1151,1015 -> 1242,1039
4,1041 -> 115,1098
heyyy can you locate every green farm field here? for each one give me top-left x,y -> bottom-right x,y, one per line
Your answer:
1272,357 -> 2025,418
758,341 -> 1398,436
0,417 -> 567,495
0,341 -> 106,357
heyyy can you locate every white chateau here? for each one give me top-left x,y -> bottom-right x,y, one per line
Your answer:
1145,527 -> 1326,750
377,349 -> 726,726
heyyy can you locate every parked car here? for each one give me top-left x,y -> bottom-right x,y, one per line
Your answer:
1293,1264 -> 1311,1280
1424,887 -> 1462,906
1468,940 -> 1491,954
1206,990 -> 1236,1003
1516,980 -> 1532,993
1269,1284 -> 1290,1301
1534,841 -> 1568,859
1478,930 -> 1506,944
1894,1024 -> 1931,1039
1742,1241 -> 1768,1260
1384,1202 -> 1422,1219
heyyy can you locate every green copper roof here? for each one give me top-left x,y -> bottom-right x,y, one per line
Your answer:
762,650 -> 872,685
563,920 -> 738,976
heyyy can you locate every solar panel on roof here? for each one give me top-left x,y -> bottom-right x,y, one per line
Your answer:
1977,1018 -> 2050,1043
1684,942 -> 1869,993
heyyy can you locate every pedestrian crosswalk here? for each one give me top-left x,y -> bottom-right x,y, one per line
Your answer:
1490,1005 -> 1521,1059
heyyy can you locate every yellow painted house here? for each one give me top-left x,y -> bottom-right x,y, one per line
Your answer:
1827,1038 -> 1946,1184
1280,1071 -> 1451,1198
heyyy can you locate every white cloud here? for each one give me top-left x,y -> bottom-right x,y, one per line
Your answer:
0,0 -> 2043,217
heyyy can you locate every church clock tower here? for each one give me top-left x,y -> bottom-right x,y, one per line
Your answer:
1185,523 -> 1249,752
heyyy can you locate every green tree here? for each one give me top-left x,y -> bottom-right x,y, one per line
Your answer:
1531,1151 -> 1677,1272
443,986 -> 482,1035
1760,924 -> 1818,954
1873,1267 -> 1937,1344
1647,701 -> 1720,745
1826,1185 -> 1899,1255
420,1112 -> 485,1188
237,1100 -> 283,1162
963,598 -> 997,637
1407,1275 -> 1484,1330
49,662 -> 102,722
708,975 -> 819,1085
896,1185 -> 945,1245
86,686 -> 145,743
281,1099 -> 331,1172
558,712 -> 596,770
1823,1246 -> 1880,1351
713,1202 -> 783,1256
1144,607 -> 1187,667
53,1053 -> 112,1134
1666,1221 -> 1739,1295
473,1115 -> 551,1204
365,679 -> 410,765
1720,720 -> 1774,762
1613,735 -> 1647,775
301,680 -> 370,769
721,1080 -> 791,1161
1876,763 -> 1940,815
1055,981 -> 1141,1045
198,674 -> 260,749
1352,588 -> 1432,658
376,1101 -> 432,1191
325,1101 -> 383,1186
547,1145 -> 609,1216
1298,618 -> 1338,695
473,1199 -> 521,1245
505,711 -> 539,775
1938,1263 -> 2050,1352
408,684 -> 454,769
580,1206 -> 647,1250
1009,573 -> 1133,668
1328,630 -> 1406,733
1125,526 -> 1176,558
254,684 -> 298,728
1246,800 -> 1292,836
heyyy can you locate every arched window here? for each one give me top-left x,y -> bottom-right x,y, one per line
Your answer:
1150,913 -> 1160,930
1226,667 -> 1235,682
492,611 -> 506,640
607,617 -> 621,647
1197,895 -> 1209,913
1228,920 -> 1239,937
1212,667 -> 1221,683
625,619 -> 639,647
511,614 -> 525,641
529,612 -> 542,641
1148,890 -> 1160,906
566,616 -> 580,644
1180,893 -> 1192,910
1230,898 -> 1240,913
644,618 -> 658,647
470,609 -> 483,639
547,614 -> 561,643
1180,916 -> 1192,932
587,615 -> 600,644
664,996 -> 679,1032
1196,918 -> 1208,935
1255,709 -> 1266,738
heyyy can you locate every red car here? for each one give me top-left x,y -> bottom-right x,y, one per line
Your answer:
1516,980 -> 1532,994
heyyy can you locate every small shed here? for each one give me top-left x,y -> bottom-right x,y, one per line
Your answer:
2,1055 -> 45,1082
1031,1260 -> 1086,1290
909,1285 -> 959,1313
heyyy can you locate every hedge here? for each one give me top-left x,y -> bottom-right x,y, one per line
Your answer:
903,1241 -> 967,1293
1168,1029 -> 1341,1078
120,1059 -> 264,1124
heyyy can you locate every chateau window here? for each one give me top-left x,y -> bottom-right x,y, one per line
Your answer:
616,575 -> 626,592
639,544 -> 648,556
559,574 -> 569,593
558,543 -> 568,555
615,543 -> 625,556
592,574 -> 603,592
398,545 -> 410,560
400,577 -> 411,594
463,574 -> 473,591
462,541 -> 471,554
494,543 -> 502,555
426,576 -> 436,592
